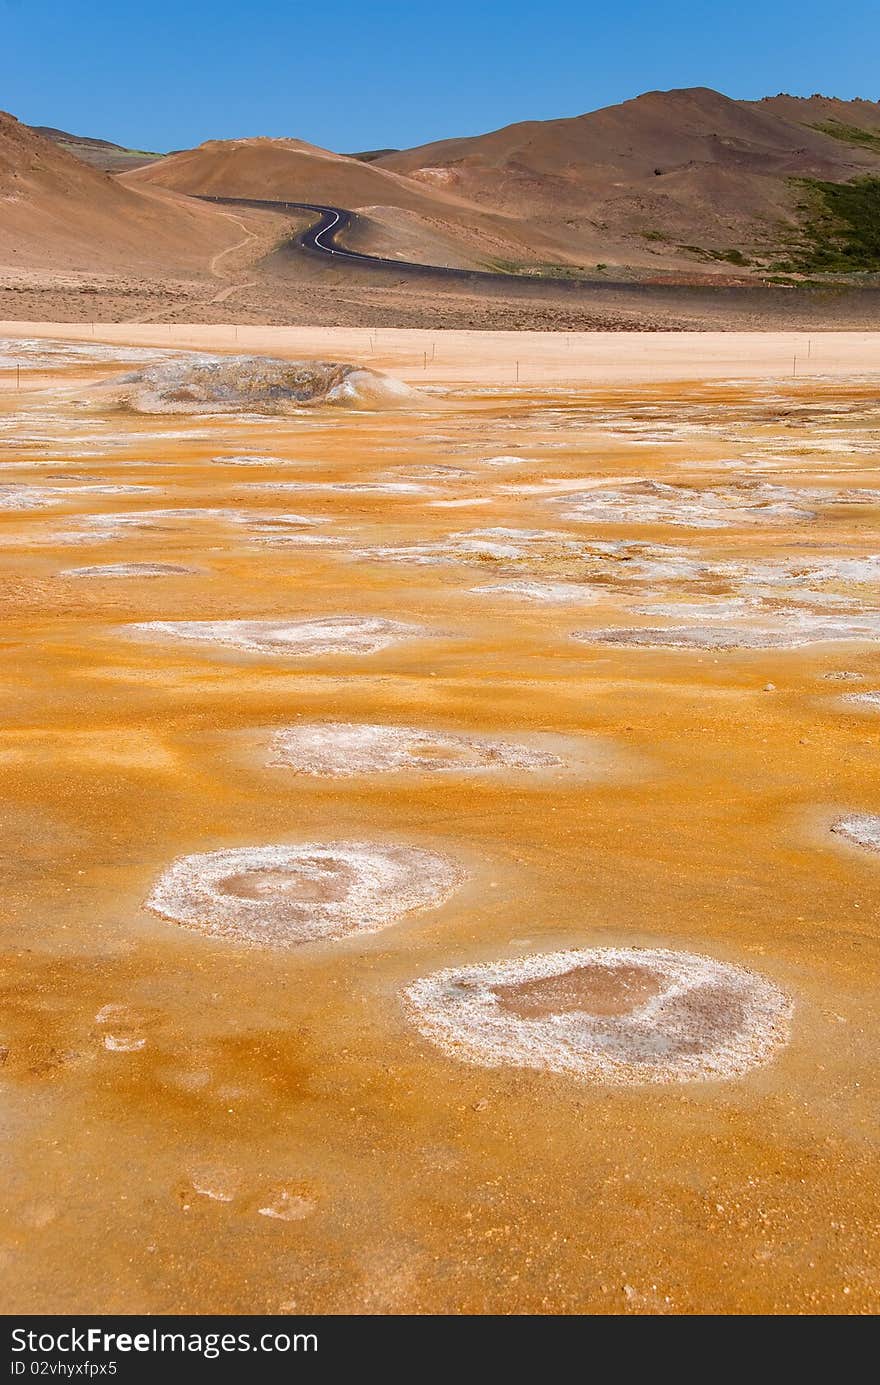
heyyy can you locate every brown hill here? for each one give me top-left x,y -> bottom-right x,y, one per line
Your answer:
123,136 -> 578,271
29,125 -> 164,173
126,135 -> 434,205
0,112 -> 271,277
376,87 -> 880,270
749,93 -> 880,135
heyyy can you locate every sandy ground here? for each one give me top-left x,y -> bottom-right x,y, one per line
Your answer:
0,333 -> 879,1315
1,323 -> 878,387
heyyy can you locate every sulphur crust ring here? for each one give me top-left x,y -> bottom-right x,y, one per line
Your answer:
405,947 -> 793,1086
146,841 -> 464,947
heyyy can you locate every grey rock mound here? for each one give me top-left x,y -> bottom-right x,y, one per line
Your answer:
106,354 -> 414,414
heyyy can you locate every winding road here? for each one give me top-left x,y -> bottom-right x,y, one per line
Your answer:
196,195 -> 880,322
198,195 -> 601,287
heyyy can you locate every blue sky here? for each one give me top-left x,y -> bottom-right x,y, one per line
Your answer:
3,0 -> 878,154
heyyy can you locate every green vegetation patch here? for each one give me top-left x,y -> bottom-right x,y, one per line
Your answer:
788,175 -> 880,272
486,258 -> 598,279
807,119 -> 880,154
677,244 -> 752,266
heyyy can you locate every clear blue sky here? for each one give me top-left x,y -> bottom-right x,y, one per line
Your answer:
3,0 -> 878,154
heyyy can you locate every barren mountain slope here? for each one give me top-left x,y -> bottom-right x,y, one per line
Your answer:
749,94 -> 880,136
376,87 -> 880,267
0,112 -> 271,276
28,124 -> 164,173
123,136 -> 582,270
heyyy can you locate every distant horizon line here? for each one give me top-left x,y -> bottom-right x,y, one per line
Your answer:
21,82 -> 880,160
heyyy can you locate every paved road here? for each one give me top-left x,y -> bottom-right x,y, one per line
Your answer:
199,195 -> 484,280
197,195 -> 629,289
197,195 -> 880,320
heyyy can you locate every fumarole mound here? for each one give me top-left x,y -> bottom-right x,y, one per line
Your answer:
107,354 -> 414,414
